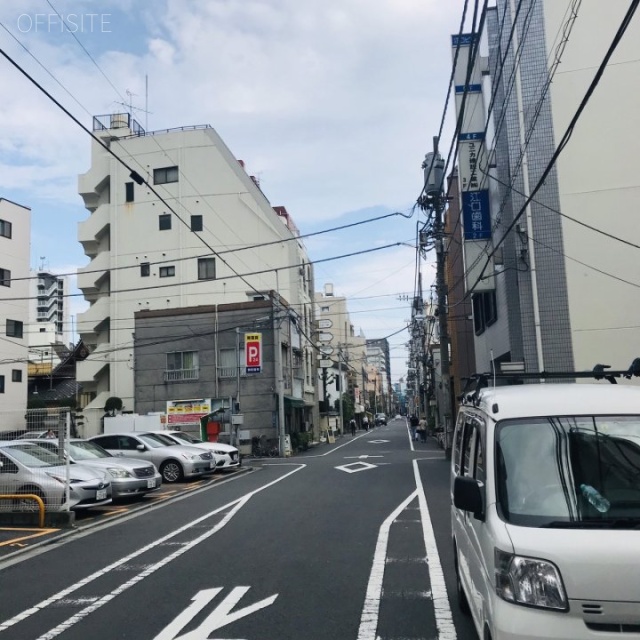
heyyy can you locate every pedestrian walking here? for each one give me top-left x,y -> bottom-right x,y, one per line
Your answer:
350,418 -> 357,437
410,415 -> 419,441
418,417 -> 427,443
363,416 -> 369,432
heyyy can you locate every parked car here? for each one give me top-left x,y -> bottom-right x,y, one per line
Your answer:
89,432 -> 215,483
151,430 -> 241,470
25,439 -> 162,500
451,382 -> 640,640
374,413 -> 387,426
0,441 -> 112,511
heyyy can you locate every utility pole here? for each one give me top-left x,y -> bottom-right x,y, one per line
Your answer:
424,137 -> 453,459
338,348 -> 344,435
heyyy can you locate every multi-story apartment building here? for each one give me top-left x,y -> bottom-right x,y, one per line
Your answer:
450,2 -> 640,379
366,338 -> 391,413
315,283 -> 367,415
28,270 -> 71,369
76,114 -> 316,434
0,198 -> 30,429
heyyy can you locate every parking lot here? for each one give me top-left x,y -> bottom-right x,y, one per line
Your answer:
0,465 -> 250,559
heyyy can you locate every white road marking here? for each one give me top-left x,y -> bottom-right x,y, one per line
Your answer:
336,462 -> 377,474
385,556 -> 428,564
0,464 -> 306,638
344,455 -> 384,460
413,459 -> 456,640
368,440 -> 390,444
357,490 -> 417,640
153,587 -> 278,640
381,589 -> 433,600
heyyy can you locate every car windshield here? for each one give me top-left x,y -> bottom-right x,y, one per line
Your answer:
496,416 -> 640,527
170,432 -> 202,444
138,433 -> 174,448
2,443 -> 62,468
68,441 -> 112,460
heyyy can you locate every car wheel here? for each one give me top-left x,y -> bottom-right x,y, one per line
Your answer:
455,544 -> 471,616
160,460 -> 184,483
15,486 -> 46,512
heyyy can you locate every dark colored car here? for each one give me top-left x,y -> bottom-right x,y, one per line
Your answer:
375,413 -> 387,426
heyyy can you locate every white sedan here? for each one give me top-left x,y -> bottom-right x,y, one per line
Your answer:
152,430 -> 241,471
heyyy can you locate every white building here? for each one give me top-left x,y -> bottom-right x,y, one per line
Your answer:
28,270 -> 71,368
315,283 -> 367,413
76,114 -> 315,433
0,198 -> 30,429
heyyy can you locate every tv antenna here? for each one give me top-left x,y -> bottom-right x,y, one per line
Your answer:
113,78 -> 152,131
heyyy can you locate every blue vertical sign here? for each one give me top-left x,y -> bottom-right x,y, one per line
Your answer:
462,190 -> 491,240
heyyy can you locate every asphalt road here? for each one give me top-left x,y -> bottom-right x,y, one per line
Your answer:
0,418 -> 477,640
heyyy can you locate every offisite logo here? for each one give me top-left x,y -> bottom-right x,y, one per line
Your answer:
17,13 -> 111,33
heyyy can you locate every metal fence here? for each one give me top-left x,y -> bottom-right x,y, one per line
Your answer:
0,408 -> 74,514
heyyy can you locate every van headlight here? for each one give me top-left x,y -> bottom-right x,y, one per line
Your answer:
495,549 -> 568,611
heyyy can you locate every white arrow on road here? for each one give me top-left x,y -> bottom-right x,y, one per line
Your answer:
154,587 -> 278,640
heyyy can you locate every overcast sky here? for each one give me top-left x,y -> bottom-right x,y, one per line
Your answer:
0,0 -> 464,382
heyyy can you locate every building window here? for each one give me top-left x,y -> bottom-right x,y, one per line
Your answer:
140,262 -> 150,277
159,266 -> 175,278
197,257 -> 216,280
6,319 -> 23,339
39,327 -> 46,333
0,219 -> 11,239
125,182 -> 134,202
191,215 -> 203,232
472,290 -> 497,336
0,375 -> 4,393
159,214 -> 172,230
219,348 -> 245,378
164,351 -> 199,382
0,268 -> 10,287
154,166 -> 179,185
11,369 -> 22,382
321,306 -> 329,312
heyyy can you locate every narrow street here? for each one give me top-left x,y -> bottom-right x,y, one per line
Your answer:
0,418 -> 476,640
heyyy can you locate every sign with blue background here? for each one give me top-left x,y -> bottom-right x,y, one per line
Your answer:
462,190 -> 492,240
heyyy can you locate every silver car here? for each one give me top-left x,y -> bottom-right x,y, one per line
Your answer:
0,441 -> 112,511
26,439 -> 162,500
89,432 -> 215,483
153,430 -> 241,471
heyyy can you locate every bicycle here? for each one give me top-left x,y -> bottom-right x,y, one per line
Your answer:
251,437 -> 279,458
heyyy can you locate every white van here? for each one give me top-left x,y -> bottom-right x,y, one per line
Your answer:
451,382 -> 640,640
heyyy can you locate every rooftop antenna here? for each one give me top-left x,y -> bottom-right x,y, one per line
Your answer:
113,86 -> 152,131
39,256 -> 47,271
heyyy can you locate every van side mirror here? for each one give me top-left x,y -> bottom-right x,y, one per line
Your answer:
453,476 -> 485,521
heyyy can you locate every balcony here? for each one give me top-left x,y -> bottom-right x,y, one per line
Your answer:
163,369 -> 199,382
77,296 -> 110,335
78,159 -> 110,210
78,204 -> 110,256
76,355 -> 109,385
77,251 -> 111,296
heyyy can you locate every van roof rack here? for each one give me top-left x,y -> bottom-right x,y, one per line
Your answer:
459,358 -> 640,406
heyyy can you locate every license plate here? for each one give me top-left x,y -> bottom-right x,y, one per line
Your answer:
96,489 -> 107,501
209,461 -> 215,469
147,478 -> 156,488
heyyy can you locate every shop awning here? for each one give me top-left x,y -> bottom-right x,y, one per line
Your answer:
284,396 -> 306,409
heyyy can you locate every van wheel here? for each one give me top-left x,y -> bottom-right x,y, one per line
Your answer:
454,545 -> 471,616
160,460 -> 184,483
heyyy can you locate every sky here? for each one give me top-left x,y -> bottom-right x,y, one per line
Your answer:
0,0 -> 464,383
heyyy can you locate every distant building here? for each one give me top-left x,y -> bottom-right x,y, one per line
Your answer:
76,114 -> 315,433
0,198 -> 30,429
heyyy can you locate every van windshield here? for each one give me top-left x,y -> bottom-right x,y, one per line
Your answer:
496,416 -> 640,527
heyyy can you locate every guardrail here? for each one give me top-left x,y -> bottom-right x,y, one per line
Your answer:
0,494 -> 45,528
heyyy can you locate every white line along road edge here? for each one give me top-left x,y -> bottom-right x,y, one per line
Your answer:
356,459 -> 456,640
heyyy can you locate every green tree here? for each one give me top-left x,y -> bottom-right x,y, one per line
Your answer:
103,396 -> 123,416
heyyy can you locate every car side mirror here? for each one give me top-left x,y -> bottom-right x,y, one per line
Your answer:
453,475 -> 485,521
136,444 -> 145,451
